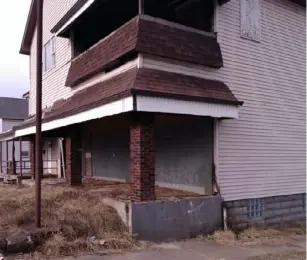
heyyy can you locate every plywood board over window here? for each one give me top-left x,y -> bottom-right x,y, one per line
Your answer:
241,0 -> 261,42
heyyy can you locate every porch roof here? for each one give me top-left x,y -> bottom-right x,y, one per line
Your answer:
1,68 -> 243,139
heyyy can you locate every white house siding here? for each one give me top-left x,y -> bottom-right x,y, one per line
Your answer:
28,0 -> 138,116
141,0 -> 306,201
29,0 -> 78,115
2,119 -> 24,132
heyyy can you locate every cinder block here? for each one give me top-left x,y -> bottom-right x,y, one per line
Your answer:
265,217 -> 282,225
265,202 -> 282,210
228,207 -> 247,216
233,200 -> 248,208
290,206 -> 304,214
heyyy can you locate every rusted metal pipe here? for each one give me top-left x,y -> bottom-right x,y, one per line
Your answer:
35,0 -> 43,228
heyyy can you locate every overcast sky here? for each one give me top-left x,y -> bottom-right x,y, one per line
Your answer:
0,0 -> 31,98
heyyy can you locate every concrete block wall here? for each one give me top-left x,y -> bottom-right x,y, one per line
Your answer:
225,193 -> 306,230
131,196 -> 222,241
103,196 -> 222,241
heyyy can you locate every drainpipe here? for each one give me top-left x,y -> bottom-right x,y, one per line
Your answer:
59,138 -> 66,179
213,118 -> 228,230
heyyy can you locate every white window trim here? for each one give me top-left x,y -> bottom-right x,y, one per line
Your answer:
43,37 -> 56,73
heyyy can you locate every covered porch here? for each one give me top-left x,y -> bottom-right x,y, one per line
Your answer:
3,67 -> 242,239
0,133 -> 62,182
8,64 -> 243,200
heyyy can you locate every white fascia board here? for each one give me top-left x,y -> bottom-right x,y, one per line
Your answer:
136,96 -> 239,119
15,97 -> 134,138
0,133 -> 15,142
56,0 -> 96,36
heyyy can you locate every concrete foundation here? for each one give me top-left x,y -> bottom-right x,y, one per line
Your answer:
103,196 -> 222,241
225,193 -> 306,230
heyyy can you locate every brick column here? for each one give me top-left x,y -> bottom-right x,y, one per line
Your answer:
30,137 -> 35,179
65,128 -> 82,186
130,112 -> 155,201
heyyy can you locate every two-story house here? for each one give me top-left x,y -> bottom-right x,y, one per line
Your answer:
0,97 -> 30,174
1,0 -> 305,233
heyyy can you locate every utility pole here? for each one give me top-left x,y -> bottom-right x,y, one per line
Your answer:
35,0 -> 43,228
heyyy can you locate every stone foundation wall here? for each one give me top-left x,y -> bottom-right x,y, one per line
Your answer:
225,193 -> 306,230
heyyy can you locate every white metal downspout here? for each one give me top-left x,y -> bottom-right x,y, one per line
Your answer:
60,138 -> 66,179
214,118 -> 228,230
213,2 -> 228,230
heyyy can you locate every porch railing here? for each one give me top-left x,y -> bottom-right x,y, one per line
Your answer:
0,160 -> 58,177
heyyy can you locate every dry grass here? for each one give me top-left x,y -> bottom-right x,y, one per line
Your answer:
80,179 -> 202,201
246,250 -> 306,260
0,184 -> 136,258
198,225 -> 306,246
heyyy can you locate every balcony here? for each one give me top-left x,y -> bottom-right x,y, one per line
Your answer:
65,15 -> 223,87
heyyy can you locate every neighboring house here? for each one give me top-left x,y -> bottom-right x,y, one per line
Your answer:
1,0 -> 305,231
0,97 -> 30,173
22,91 -> 30,100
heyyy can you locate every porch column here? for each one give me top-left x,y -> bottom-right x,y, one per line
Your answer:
30,137 -> 35,179
6,141 -> 8,174
0,141 -> 2,173
130,112 -> 156,201
19,138 -> 23,176
12,140 -> 16,175
65,128 -> 82,186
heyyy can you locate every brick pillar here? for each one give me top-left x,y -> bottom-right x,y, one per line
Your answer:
30,137 -> 35,179
65,129 -> 82,186
130,112 -> 155,201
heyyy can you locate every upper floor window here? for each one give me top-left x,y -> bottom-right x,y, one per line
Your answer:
43,37 -> 56,72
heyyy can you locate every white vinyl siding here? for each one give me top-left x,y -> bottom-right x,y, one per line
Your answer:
2,119 -> 24,132
29,0 -> 78,116
27,0 -> 305,201
142,0 -> 306,201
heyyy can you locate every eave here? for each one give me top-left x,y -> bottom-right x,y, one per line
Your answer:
19,0 -> 36,55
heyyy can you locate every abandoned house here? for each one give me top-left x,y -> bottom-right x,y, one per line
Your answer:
0,0 -> 305,239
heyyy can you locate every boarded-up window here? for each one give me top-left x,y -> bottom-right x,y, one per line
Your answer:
241,0 -> 261,42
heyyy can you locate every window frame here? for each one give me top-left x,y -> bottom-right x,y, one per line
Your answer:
43,37 -> 56,73
247,198 -> 264,220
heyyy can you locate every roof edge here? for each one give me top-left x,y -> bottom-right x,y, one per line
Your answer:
19,0 -> 36,55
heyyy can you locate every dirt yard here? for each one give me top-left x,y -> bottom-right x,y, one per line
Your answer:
48,178 -> 204,201
0,182 -> 305,259
0,183 -> 138,258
